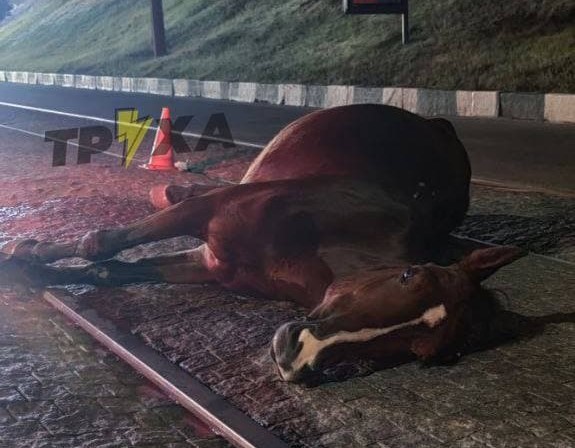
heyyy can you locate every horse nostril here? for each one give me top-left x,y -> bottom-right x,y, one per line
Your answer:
271,321 -> 329,383
270,322 -> 310,378
269,342 -> 277,363
272,323 -> 303,359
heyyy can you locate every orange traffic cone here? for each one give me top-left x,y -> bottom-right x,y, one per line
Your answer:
143,107 -> 175,171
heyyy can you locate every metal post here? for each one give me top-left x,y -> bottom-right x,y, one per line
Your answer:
402,11 -> 409,45
150,0 -> 167,57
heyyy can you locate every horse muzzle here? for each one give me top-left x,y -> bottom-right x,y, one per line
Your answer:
270,321 -> 323,383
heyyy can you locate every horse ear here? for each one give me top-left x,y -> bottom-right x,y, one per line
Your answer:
460,246 -> 526,282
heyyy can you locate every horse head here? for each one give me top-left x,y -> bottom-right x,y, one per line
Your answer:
271,246 -> 525,382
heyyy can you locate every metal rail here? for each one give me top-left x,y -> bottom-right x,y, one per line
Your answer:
43,289 -> 290,448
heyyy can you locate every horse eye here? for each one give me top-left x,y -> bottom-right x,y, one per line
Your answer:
400,267 -> 415,285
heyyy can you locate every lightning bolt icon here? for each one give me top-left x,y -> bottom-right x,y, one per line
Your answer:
115,108 -> 154,168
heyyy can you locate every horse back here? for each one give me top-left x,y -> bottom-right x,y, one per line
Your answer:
242,105 -> 470,199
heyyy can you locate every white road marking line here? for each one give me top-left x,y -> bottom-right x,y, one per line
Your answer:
0,122 -> 133,162
0,100 -> 267,149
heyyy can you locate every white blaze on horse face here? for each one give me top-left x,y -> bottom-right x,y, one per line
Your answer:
422,303 -> 447,327
278,304 -> 447,381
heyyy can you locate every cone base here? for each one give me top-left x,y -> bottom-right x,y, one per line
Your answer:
139,163 -> 177,171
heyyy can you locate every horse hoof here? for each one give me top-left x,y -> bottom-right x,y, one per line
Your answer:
76,230 -> 116,261
149,185 -> 191,210
149,184 -> 175,210
0,256 -> 49,289
1,239 -> 39,259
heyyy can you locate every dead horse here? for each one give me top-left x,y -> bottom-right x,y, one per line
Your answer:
1,104 -> 524,382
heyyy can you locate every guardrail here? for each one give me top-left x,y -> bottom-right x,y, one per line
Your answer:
0,70 -> 573,123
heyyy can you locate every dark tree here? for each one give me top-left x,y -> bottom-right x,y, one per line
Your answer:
0,0 -> 11,22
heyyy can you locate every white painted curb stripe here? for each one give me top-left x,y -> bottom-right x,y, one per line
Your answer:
1,70 -> 573,123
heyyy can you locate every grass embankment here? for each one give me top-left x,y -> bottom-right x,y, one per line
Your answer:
0,0 -> 573,92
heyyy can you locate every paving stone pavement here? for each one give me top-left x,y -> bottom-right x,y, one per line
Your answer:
60,249 -> 575,448
0,157 -> 574,447
457,185 -> 575,263
0,288 -> 232,448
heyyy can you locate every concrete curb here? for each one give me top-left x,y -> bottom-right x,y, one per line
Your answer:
544,94 -> 575,124
173,79 -> 201,97
39,73 -> 56,86
255,83 -> 279,104
229,82 -> 257,103
75,74 -> 97,90
202,80 -> 229,100
55,73 -> 75,88
95,75 -> 122,92
279,84 -> 306,106
500,92 -> 544,121
0,70 -> 572,123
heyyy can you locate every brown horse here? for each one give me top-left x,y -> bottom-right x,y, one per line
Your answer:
0,104 -> 523,382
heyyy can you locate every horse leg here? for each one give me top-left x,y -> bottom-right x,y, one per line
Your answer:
83,245 -> 214,286
0,246 -> 214,288
149,183 -> 225,210
1,247 -> 213,287
1,194 -> 217,264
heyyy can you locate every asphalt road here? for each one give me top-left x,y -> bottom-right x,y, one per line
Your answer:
0,82 -> 573,192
